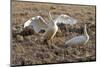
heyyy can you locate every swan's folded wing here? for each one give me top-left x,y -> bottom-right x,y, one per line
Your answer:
54,14 -> 77,25
24,16 -> 48,33
65,36 -> 86,45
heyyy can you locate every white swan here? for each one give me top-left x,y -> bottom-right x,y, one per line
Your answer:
24,12 -> 77,44
65,24 -> 89,46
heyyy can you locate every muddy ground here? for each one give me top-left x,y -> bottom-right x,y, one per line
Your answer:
11,0 -> 96,66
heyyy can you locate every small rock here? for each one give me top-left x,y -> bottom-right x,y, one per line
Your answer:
16,35 -> 24,42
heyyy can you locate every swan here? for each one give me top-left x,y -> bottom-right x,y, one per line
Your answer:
24,11 -> 77,44
65,24 -> 89,46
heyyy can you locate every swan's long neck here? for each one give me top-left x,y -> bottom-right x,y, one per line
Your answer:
84,24 -> 89,38
49,11 -> 56,25
49,11 -> 53,21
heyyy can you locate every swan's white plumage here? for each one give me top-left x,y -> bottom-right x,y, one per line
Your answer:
43,24 -> 58,40
65,24 -> 89,46
54,14 -> 77,25
65,36 -> 87,45
24,16 -> 48,33
24,13 -> 77,41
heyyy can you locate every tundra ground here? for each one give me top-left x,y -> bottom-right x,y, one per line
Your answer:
11,1 -> 96,66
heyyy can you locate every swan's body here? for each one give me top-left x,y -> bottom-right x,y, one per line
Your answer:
43,21 -> 58,40
65,24 -> 89,46
24,12 -> 77,44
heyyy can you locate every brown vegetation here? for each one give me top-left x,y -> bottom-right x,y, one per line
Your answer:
11,1 -> 96,66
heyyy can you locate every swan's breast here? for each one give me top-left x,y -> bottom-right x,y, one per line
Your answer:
43,24 -> 58,40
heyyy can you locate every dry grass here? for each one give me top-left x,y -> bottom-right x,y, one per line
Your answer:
11,0 -> 96,66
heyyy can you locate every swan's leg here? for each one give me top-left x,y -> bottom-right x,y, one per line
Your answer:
47,40 -> 51,45
51,39 -> 56,46
51,39 -> 53,45
51,39 -> 59,49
